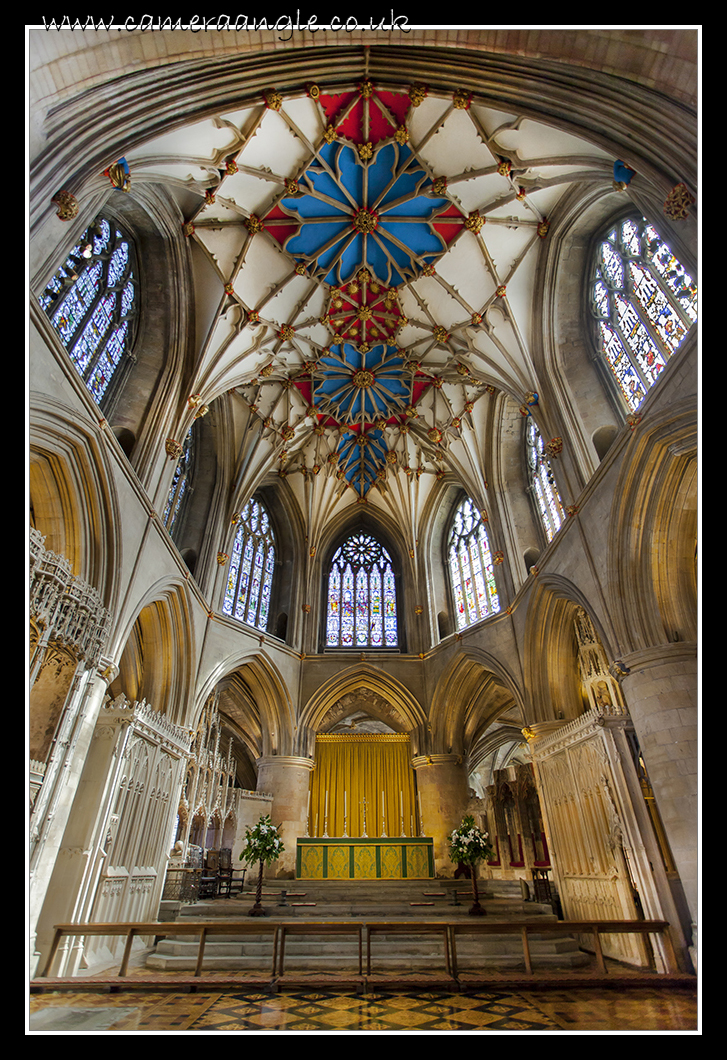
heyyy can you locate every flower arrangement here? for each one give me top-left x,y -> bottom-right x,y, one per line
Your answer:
449,814 -> 493,915
449,814 -> 493,866
240,815 -> 284,916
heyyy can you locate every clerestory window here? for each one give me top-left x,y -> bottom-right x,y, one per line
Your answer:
326,531 -> 398,648
590,216 -> 697,412
448,497 -> 500,631
223,498 -> 275,632
526,419 -> 565,543
163,427 -> 194,540
39,215 -> 138,405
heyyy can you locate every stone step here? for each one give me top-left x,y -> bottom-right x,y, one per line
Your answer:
147,914 -> 589,972
172,882 -> 554,920
152,932 -> 580,957
147,933 -> 590,972
150,878 -> 570,972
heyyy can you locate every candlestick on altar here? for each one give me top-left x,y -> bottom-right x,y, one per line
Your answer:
343,791 -> 348,837
305,789 -> 311,837
362,797 -> 368,838
400,791 -> 405,836
381,790 -> 387,838
323,790 -> 328,837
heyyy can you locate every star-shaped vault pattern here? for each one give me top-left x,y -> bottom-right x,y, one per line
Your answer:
123,74 -> 612,554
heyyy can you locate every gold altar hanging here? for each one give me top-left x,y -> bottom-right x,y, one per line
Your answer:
309,734 -> 418,837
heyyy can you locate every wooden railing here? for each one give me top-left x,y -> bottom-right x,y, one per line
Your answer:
34,917 -> 684,985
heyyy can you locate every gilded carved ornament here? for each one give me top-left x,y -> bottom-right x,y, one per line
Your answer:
465,211 -> 485,234
664,182 -> 695,221
52,189 -> 79,221
264,89 -> 283,111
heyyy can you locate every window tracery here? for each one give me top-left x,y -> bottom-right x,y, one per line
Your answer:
222,498 -> 275,632
526,419 -> 564,543
326,531 -> 398,648
590,217 -> 697,411
39,216 -> 138,404
448,497 -> 500,631
163,427 -> 194,538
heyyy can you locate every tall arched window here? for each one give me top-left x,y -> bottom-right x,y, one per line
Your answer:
163,427 -> 194,539
326,531 -> 398,648
39,216 -> 138,405
448,497 -> 500,631
526,419 -> 564,543
590,216 -> 697,412
223,498 -> 275,632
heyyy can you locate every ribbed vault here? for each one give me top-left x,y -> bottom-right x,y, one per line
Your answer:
429,649 -> 523,758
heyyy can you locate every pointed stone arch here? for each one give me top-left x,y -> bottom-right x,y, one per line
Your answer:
427,649 -> 525,772
29,395 -> 120,608
298,663 -> 428,757
523,574 -> 618,724
196,649 -> 297,760
108,578 -> 196,726
608,397 -> 698,654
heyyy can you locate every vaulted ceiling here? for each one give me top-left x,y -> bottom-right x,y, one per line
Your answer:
122,76 -> 613,548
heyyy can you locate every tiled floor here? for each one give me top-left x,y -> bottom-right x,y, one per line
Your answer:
28,984 -> 699,1033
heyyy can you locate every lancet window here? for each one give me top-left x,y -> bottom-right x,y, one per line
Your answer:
526,419 -> 565,543
39,216 -> 138,404
163,427 -> 194,539
448,497 -> 500,631
590,216 -> 697,412
326,531 -> 398,648
223,498 -> 275,632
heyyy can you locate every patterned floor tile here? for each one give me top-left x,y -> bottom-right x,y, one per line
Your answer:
189,989 -> 563,1031
28,985 -> 698,1032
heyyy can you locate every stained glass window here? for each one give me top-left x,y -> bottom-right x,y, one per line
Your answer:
590,217 -> 697,412
326,532 -> 397,648
223,498 -> 275,632
448,498 -> 500,631
526,420 -> 564,543
163,427 -> 194,538
39,215 -> 138,404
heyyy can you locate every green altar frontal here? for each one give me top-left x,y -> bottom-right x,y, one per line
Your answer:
296,837 -> 434,879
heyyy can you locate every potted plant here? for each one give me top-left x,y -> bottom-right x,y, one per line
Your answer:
240,814 -> 285,917
449,814 -> 494,915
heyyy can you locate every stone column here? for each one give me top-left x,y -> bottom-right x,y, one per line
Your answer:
256,756 -> 314,879
412,754 -> 470,876
617,643 -> 698,962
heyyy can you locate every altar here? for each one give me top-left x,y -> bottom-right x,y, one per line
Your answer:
300,733 -> 433,878
297,836 -> 434,879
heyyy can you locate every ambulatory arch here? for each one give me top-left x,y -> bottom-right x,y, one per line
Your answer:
428,649 -> 525,759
